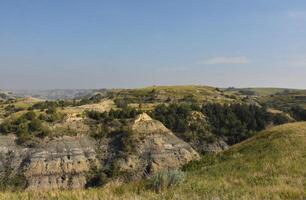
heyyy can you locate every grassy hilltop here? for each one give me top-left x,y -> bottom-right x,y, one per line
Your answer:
1,122 -> 305,200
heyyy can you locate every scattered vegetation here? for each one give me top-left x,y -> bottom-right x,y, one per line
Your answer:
86,107 -> 140,122
1,86 -> 306,198
148,170 -> 185,192
85,167 -> 109,188
1,122 -> 305,199
290,106 -> 306,121
29,94 -> 105,111
0,174 -> 27,191
151,102 -> 290,145
0,108 -> 66,145
3,104 -> 25,116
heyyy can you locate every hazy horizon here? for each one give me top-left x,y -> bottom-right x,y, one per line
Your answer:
1,1 -> 306,90
4,85 -> 306,91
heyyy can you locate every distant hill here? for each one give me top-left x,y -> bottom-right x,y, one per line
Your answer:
10,89 -> 105,100
0,90 -> 14,101
223,87 -> 304,96
105,85 -> 241,107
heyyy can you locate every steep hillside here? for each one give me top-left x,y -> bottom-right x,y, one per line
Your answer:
2,122 -> 304,199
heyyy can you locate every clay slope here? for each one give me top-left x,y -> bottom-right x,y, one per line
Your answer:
116,113 -> 200,178
0,114 -> 200,190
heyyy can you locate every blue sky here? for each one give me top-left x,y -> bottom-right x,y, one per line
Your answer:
1,0 -> 306,89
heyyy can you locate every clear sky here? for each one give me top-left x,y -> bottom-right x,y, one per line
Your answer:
1,0 -> 306,89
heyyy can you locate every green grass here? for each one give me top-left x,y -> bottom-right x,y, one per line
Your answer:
1,122 -> 305,199
225,87 -> 306,96
240,88 -> 292,96
111,85 -> 239,107
259,92 -> 306,111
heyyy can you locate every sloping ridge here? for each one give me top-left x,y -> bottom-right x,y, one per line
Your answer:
184,122 -> 306,199
226,121 -> 306,157
131,113 -> 170,134
117,113 -> 200,178
220,122 -> 306,177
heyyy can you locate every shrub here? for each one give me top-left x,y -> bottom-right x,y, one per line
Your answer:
86,168 -> 108,188
24,111 -> 36,121
46,106 -> 57,115
0,173 -> 27,190
86,107 -> 140,122
119,128 -> 137,154
148,170 -> 185,192
46,112 -> 64,123
90,125 -> 109,140
38,113 -> 48,121
36,126 -> 51,138
149,170 -> 185,192
0,121 -> 13,134
28,119 -> 42,132
0,110 -> 51,143
202,103 -> 272,145
239,90 -> 256,96
114,98 -> 128,108
4,104 -> 24,114
16,132 -> 34,145
272,113 -> 290,125
290,106 -> 306,121
151,103 -> 191,133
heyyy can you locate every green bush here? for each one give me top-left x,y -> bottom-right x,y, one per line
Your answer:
114,98 -> 128,108
119,128 -> 137,154
0,121 -> 13,134
148,170 -> 185,192
0,110 -> 51,145
0,173 -> 27,191
28,119 -> 42,132
86,168 -> 109,188
24,111 -> 36,120
151,103 -> 192,133
16,132 -> 34,145
4,104 -> 24,115
86,107 -> 140,122
90,125 -> 109,140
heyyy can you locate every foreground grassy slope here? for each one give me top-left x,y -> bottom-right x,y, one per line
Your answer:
1,122 -> 305,200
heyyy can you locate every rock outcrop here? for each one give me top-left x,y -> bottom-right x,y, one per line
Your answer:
186,111 -> 229,153
0,113 -> 200,190
190,139 -> 229,153
0,135 -> 99,190
116,113 -> 200,178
